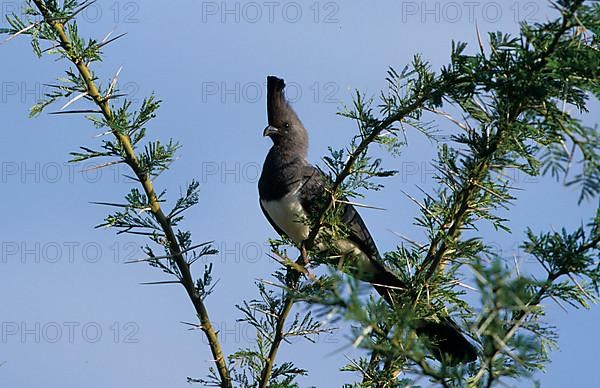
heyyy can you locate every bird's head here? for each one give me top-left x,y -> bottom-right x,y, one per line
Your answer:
263,76 -> 308,154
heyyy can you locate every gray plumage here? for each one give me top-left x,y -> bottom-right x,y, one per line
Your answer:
258,75 -> 477,365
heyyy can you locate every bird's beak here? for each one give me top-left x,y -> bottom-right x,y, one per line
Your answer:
263,125 -> 278,137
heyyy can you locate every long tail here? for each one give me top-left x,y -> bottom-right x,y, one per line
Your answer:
370,264 -> 478,365
414,316 -> 478,365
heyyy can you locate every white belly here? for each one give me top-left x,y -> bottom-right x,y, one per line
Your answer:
261,192 -> 310,244
261,194 -> 379,278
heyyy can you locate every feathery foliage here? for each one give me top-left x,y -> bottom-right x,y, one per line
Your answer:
3,0 -> 598,387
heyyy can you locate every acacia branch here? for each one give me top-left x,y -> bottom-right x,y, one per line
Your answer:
472,226 -> 598,385
30,1 -> 231,386
258,247 -> 307,387
418,1 -> 583,282
419,129 -> 506,281
305,93 -> 440,251
258,288 -> 295,388
471,270 -> 556,386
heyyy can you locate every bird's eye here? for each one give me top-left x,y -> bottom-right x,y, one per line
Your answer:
284,122 -> 290,129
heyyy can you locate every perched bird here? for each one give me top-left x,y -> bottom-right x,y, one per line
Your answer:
258,75 -> 477,365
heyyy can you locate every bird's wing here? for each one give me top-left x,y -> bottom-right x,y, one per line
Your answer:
285,165 -> 477,363
297,164 -> 406,298
296,164 -> 379,258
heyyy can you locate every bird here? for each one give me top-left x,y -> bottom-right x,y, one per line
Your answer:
258,75 -> 477,365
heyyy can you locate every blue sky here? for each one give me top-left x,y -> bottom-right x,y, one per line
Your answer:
1,1 -> 597,387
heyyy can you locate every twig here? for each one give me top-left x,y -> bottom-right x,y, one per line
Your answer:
417,0 -> 583,282
30,1 -> 231,386
257,258 -> 301,388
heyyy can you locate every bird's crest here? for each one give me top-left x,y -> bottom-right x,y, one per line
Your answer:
267,75 -> 292,124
